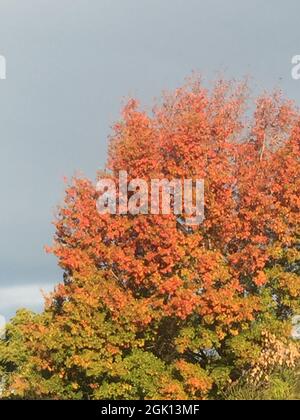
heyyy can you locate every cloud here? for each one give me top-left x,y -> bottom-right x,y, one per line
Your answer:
0,283 -> 54,318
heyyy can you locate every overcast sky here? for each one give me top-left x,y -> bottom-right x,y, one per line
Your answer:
0,0 -> 300,319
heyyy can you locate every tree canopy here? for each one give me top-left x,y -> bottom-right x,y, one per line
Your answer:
0,78 -> 299,399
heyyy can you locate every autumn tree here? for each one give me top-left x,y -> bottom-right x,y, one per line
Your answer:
0,78 -> 299,399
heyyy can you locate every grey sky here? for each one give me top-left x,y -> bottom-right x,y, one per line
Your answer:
0,0 -> 300,319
